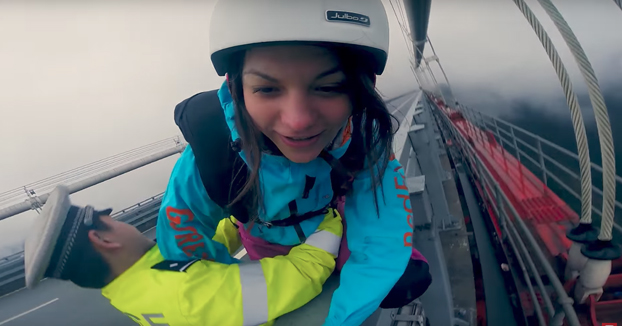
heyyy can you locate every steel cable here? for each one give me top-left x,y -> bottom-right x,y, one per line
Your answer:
0,136 -> 184,207
0,136 -> 179,199
536,0 -> 616,241
389,0 -> 418,69
511,0 -> 594,235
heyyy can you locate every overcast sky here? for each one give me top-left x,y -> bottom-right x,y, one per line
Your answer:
0,0 -> 620,256
422,0 -> 622,118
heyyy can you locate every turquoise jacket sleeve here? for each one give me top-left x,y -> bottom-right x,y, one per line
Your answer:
323,156 -> 413,326
156,145 -> 238,264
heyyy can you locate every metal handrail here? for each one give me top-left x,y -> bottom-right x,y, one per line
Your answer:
0,201 -> 161,294
0,252 -> 23,264
0,194 -> 165,273
499,131 -> 622,233
0,144 -> 187,222
0,192 -> 164,264
0,91 -> 414,223
458,105 -> 622,235
111,193 -> 164,218
430,97 -> 580,326
0,137 -> 183,209
0,90 -> 416,268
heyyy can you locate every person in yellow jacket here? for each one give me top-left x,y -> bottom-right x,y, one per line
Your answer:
23,185 -> 343,326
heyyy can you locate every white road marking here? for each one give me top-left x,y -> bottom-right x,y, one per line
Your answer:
0,287 -> 27,300
390,93 -> 418,117
0,298 -> 59,325
234,248 -> 247,259
388,91 -> 417,114
393,91 -> 423,160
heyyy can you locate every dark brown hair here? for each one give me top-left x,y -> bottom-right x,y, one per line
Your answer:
226,45 -> 398,218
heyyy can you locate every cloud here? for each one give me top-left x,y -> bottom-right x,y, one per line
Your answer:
418,0 -> 622,116
1,0 -> 620,254
500,86 -> 622,164
0,0 -> 419,252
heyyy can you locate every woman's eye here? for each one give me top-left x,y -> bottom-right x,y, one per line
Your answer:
253,87 -> 278,94
316,85 -> 346,93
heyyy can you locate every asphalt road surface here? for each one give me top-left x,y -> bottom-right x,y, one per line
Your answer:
0,91 -> 420,326
388,90 -> 418,117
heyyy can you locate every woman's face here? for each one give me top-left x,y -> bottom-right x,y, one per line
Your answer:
241,45 -> 352,163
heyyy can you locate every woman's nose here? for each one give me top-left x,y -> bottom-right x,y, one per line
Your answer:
280,91 -> 316,132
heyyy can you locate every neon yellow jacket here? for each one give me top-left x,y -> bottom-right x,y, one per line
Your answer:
101,209 -> 342,326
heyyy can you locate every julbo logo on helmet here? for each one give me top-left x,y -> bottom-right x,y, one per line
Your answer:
326,10 -> 371,27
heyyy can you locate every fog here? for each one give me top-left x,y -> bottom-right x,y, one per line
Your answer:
1,0 -> 620,257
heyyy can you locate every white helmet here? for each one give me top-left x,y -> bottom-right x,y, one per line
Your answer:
209,0 -> 390,76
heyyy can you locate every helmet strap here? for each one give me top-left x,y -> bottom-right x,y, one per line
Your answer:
225,73 -> 232,91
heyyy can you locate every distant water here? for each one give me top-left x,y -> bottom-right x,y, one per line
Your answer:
500,87 -> 622,170
494,86 -> 622,241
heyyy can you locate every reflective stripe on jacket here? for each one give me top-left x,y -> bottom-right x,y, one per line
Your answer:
102,209 -> 342,326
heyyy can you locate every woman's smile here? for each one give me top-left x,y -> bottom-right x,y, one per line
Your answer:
242,45 -> 352,163
276,131 -> 324,149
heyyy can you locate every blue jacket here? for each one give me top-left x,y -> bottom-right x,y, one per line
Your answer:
156,81 -> 413,326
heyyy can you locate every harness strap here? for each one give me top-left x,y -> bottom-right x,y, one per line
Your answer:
258,207 -> 330,228
175,91 -> 365,233
319,150 -> 354,182
252,207 -> 329,243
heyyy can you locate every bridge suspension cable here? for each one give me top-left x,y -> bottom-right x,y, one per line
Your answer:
535,0 -> 617,243
426,37 -> 456,103
389,0 -> 416,63
0,136 -> 182,205
510,0 -> 593,245
0,136 -> 185,214
0,142 -> 186,221
388,0 -> 422,87
388,0 -> 449,101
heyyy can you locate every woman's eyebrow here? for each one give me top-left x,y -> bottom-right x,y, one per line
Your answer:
243,70 -> 279,82
314,66 -> 342,80
243,66 -> 343,83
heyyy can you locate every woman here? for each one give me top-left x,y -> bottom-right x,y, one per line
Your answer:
157,0 -> 431,325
